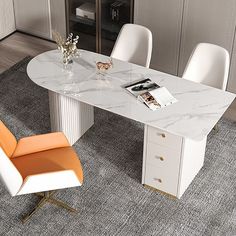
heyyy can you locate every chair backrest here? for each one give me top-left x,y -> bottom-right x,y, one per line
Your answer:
0,148 -> 23,196
0,121 -> 22,196
0,121 -> 17,157
182,43 -> 230,90
111,24 -> 153,68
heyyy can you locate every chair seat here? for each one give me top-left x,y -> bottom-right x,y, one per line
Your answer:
12,147 -> 83,184
12,132 -> 70,158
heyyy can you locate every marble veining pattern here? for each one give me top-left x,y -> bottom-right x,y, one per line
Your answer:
27,50 -> 235,140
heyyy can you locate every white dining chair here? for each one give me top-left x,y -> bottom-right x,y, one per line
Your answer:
111,23 -> 153,68
182,43 -> 230,90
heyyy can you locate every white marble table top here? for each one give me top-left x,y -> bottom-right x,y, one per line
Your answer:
27,50 -> 235,141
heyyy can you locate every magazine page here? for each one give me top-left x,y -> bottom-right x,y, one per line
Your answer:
124,78 -> 160,97
138,92 -> 161,111
138,87 -> 178,111
149,87 -> 177,107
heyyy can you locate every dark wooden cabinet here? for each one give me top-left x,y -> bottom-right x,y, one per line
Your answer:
66,0 -> 133,55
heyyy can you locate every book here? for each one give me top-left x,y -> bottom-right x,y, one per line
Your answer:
123,78 -> 177,111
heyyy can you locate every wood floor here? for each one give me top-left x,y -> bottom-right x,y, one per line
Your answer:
0,32 -> 236,121
0,32 -> 56,73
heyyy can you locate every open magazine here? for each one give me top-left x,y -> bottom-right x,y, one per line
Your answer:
123,78 -> 177,111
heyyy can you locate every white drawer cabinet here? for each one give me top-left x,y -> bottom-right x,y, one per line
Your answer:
146,142 -> 181,170
147,126 -> 182,152
142,125 -> 207,198
145,141 -> 182,196
145,164 -> 179,196
0,0 -> 15,39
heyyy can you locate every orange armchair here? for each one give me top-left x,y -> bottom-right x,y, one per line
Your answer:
0,121 -> 83,223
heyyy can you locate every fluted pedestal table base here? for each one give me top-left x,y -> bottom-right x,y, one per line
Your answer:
48,91 -> 94,145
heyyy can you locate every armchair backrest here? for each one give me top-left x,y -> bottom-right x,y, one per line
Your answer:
0,121 -> 17,157
0,147 -> 23,196
0,121 -> 22,196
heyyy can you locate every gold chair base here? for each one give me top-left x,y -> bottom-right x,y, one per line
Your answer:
22,191 -> 77,224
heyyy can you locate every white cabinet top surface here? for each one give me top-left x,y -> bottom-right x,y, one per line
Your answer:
27,50 -> 235,141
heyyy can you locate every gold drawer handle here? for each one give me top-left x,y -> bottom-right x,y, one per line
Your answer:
154,178 -> 162,183
155,156 -> 164,161
156,133 -> 166,138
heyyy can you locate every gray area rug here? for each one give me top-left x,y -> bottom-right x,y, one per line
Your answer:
0,58 -> 236,236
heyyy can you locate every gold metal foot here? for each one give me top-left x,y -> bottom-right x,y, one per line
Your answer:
21,191 -> 77,224
143,184 -> 177,200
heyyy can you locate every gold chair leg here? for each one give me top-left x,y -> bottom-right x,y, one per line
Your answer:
47,197 -> 77,212
22,196 -> 48,224
21,191 -> 77,224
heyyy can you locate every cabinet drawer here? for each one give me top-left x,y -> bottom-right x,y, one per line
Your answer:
145,164 -> 179,196
146,142 -> 181,171
147,126 -> 182,151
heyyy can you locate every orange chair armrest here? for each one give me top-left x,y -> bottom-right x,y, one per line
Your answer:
12,132 -> 70,158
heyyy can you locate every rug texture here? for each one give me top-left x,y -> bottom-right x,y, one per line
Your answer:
0,58 -> 236,236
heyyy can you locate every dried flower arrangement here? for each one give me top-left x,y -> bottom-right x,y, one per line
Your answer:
53,31 -> 80,66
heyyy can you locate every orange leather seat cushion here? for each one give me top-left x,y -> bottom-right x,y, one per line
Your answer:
0,121 -> 17,157
12,132 -> 70,158
12,147 -> 83,184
